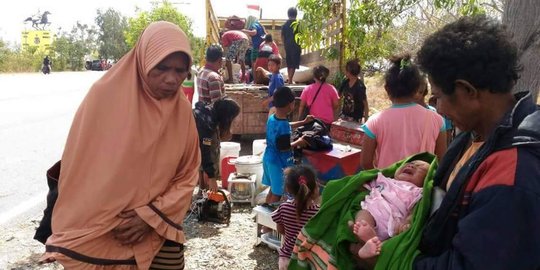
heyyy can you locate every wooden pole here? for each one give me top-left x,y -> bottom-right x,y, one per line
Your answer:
339,0 -> 346,73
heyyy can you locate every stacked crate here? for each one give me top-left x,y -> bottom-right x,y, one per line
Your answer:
242,90 -> 269,134
226,86 -> 268,135
226,85 -> 307,135
226,91 -> 245,134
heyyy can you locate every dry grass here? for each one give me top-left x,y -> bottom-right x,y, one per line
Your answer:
364,74 -> 391,114
365,75 -> 540,110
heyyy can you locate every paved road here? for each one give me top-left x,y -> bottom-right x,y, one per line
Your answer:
0,72 -> 106,225
0,71 -> 105,268
0,71 -> 258,268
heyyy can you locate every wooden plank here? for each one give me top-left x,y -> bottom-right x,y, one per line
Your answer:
323,16 -> 340,28
224,86 -> 307,135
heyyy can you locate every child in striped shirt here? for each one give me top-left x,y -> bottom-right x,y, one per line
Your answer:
271,164 -> 320,270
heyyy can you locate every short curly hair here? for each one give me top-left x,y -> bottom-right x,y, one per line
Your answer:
384,53 -> 422,99
417,16 -> 520,95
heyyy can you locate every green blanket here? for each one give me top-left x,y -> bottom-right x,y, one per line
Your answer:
288,152 -> 437,270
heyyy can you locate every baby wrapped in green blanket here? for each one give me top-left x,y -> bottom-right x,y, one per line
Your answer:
288,152 -> 436,270
352,160 -> 429,264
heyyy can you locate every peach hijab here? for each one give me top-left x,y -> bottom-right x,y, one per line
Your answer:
44,21 -> 201,269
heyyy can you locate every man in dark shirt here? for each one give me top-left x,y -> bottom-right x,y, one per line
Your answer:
281,7 -> 302,84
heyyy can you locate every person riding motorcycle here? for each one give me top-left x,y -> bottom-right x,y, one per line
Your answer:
42,56 -> 51,74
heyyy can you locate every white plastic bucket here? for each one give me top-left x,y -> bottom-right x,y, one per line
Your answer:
220,142 -> 241,170
234,155 -> 264,188
252,139 -> 267,157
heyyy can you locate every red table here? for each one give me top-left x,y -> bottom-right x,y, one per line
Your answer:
302,143 -> 362,184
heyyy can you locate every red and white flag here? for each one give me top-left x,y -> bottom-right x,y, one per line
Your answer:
247,4 -> 260,11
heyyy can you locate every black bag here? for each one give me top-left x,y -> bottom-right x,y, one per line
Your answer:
301,83 -> 324,120
34,160 -> 61,244
292,118 -> 333,152
196,189 -> 232,225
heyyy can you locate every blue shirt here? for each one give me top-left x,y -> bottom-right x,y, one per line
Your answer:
249,23 -> 265,49
263,114 -> 293,166
427,105 -> 452,131
268,73 -> 285,108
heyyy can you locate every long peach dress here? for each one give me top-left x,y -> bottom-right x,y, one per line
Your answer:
42,21 -> 201,269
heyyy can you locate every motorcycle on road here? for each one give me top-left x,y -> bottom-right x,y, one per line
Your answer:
42,64 -> 51,75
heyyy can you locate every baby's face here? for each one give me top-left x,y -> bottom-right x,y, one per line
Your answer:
394,160 -> 430,187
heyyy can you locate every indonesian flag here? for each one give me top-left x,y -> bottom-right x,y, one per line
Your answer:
247,4 -> 260,11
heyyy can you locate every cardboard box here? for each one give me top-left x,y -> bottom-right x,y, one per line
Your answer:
330,120 -> 364,147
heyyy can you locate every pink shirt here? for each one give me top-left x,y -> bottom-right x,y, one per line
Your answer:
362,103 -> 444,168
300,82 -> 339,124
221,30 -> 249,47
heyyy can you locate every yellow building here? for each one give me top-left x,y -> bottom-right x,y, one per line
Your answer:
21,30 -> 52,53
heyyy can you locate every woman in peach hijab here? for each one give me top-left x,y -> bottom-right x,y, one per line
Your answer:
40,21 -> 200,269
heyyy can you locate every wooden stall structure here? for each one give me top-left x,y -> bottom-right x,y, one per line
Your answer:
225,84 -> 306,135
299,0 -> 347,75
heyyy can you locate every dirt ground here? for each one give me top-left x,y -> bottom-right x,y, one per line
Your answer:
1,205 -> 278,270
0,77 -> 388,270
1,135 -> 278,270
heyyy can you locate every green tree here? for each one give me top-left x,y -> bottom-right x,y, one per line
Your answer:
0,39 -> 10,71
0,39 -> 46,73
296,0 -> 487,65
52,22 -> 98,71
96,8 -> 129,61
125,0 -> 201,66
387,13 -> 453,58
190,36 -> 205,67
297,0 -> 538,99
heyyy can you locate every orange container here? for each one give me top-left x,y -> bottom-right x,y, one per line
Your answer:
206,189 -> 231,202
220,156 -> 237,189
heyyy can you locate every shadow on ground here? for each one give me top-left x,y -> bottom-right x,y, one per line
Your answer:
6,252 -> 61,270
249,244 -> 279,270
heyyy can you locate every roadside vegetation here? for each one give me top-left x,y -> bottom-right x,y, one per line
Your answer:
0,1 -> 204,73
0,0 -> 537,101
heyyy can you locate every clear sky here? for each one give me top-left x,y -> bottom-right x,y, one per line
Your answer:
0,0 -> 299,46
